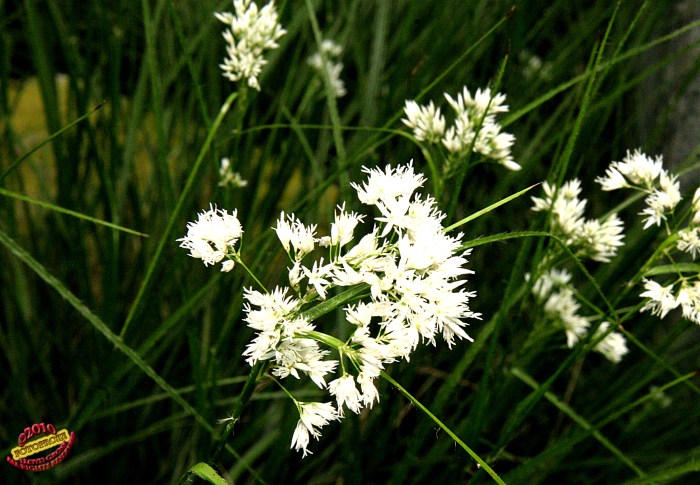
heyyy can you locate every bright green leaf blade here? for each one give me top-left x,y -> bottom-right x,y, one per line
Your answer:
189,462 -> 230,485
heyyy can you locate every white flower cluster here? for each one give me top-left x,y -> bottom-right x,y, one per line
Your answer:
218,157 -> 248,188
640,278 -> 700,325
240,161 -> 479,455
177,205 -> 243,272
402,86 -> 520,171
595,149 -> 681,230
595,150 -> 700,326
531,179 -> 625,263
307,39 -> 347,98
532,269 -> 628,363
215,0 -> 287,91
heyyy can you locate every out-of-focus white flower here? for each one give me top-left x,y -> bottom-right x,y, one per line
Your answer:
677,227 -> 700,259
533,271 -> 627,363
218,157 -> 248,188
178,205 -> 243,271
308,38 -> 346,97
532,268 -> 573,302
676,281 -> 700,325
519,50 -> 553,81
542,287 -> 590,348
592,322 -> 628,364
215,0 -> 287,90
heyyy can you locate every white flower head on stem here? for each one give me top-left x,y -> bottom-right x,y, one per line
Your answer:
402,100 -> 446,144
592,322 -> 628,364
178,205 -> 243,271
328,374 -> 363,416
676,281 -> 700,325
215,0 -> 287,91
274,212 -> 317,260
308,39 -> 347,98
291,401 -> 340,457
640,278 -> 679,319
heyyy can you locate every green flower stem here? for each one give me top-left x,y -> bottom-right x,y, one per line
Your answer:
380,370 -> 506,485
300,330 -> 346,349
299,328 -> 503,484
210,361 -> 266,464
235,254 -> 268,293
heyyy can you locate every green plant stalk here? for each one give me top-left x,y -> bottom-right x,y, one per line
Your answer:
0,188 -> 149,237
210,361 -> 266,464
511,367 -> 646,478
120,91 -> 238,339
0,226 -> 261,482
304,0 -> 349,198
0,101 -> 104,183
380,370 -> 506,485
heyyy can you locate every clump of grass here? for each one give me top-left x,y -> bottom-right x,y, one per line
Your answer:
1,1 -> 700,484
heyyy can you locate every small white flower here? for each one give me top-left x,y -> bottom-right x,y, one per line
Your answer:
444,86 -> 508,119
357,372 -> 380,408
592,322 -> 628,364
676,281 -> 700,325
291,401 -> 340,457
274,212 -> 317,260
329,374 -> 363,416
303,258 -> 332,299
329,204 -> 364,249
579,214 -> 625,263
677,228 -> 700,259
218,157 -> 248,188
614,149 -> 664,187
639,279 -> 679,319
272,338 -> 338,388
178,205 -> 243,269
308,39 -> 346,98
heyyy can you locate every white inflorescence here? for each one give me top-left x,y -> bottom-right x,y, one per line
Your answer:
215,0 -> 287,91
177,205 -> 243,272
307,39 -> 347,98
239,161 -> 479,455
531,179 -> 625,263
402,85 -> 520,171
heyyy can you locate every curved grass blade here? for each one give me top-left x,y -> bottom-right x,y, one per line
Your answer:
120,91 -> 238,338
0,188 -> 148,237
381,370 -> 506,485
444,183 -> 540,233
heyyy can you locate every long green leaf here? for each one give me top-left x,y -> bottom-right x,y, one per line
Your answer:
0,188 -> 148,237
381,370 -> 506,485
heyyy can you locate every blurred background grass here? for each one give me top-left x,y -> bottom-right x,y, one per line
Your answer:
1,0 -> 699,483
